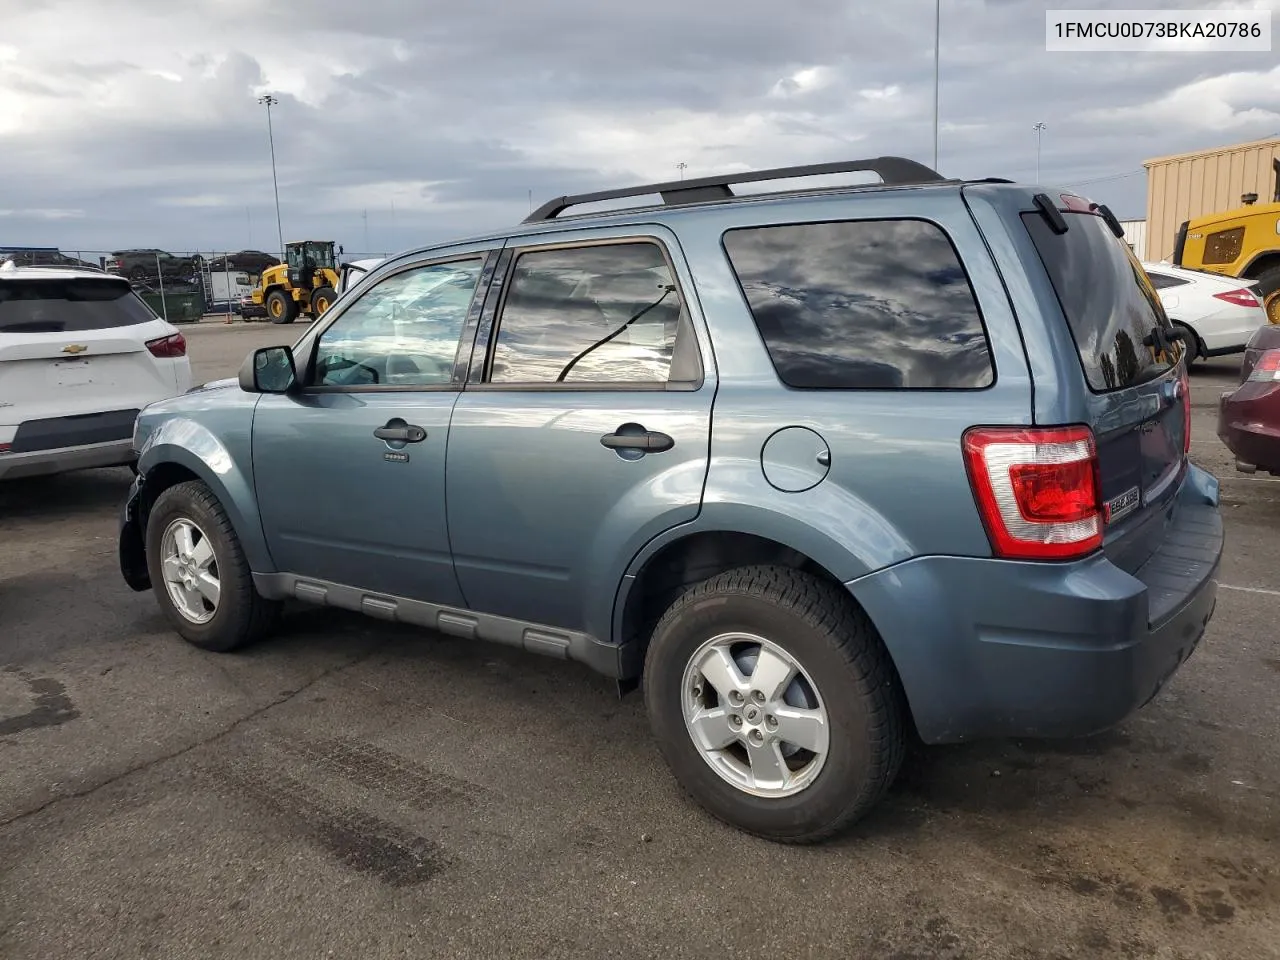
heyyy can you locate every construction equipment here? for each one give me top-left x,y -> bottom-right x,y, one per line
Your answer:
251,240 -> 342,324
1173,158 -> 1280,325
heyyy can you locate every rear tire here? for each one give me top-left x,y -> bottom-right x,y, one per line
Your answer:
1173,321 -> 1203,365
145,480 -> 281,652
1253,266 -> 1280,326
266,289 -> 297,325
643,565 -> 907,843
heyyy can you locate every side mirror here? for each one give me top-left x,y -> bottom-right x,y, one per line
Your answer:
239,345 -> 297,393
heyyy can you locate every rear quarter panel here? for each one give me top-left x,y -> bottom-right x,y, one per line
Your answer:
624,187 -> 1036,586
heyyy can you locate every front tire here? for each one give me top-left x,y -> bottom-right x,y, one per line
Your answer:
310,285 -> 337,316
145,480 -> 280,652
643,565 -> 907,843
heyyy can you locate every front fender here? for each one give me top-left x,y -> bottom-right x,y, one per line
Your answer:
137,417 -> 274,574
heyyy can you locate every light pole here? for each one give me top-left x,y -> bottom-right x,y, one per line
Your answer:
676,162 -> 687,180
933,0 -> 940,170
258,94 -> 284,262
1033,121 -> 1047,182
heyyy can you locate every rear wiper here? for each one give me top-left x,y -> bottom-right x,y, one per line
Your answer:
1032,193 -> 1068,234
555,286 -> 676,383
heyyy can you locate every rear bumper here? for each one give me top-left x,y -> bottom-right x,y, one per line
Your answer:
849,464 -> 1223,744
0,438 -> 135,481
1218,384 -> 1280,474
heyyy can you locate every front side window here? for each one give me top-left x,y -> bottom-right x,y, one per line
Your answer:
489,243 -> 682,384
312,259 -> 483,387
723,219 -> 994,389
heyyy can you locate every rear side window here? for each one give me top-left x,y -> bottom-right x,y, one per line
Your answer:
0,279 -> 157,333
722,219 -> 994,389
1146,272 -> 1190,290
490,243 -> 683,385
1022,212 -> 1176,392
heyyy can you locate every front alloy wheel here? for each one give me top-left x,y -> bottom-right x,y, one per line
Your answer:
160,517 -> 220,623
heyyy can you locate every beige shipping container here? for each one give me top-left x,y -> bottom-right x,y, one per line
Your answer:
1144,136 -> 1280,263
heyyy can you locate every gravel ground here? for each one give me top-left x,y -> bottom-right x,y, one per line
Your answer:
0,318 -> 1276,960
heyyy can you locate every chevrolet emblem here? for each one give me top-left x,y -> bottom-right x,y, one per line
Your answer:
62,344 -> 88,355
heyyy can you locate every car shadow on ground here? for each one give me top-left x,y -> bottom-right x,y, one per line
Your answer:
0,467 -> 134,522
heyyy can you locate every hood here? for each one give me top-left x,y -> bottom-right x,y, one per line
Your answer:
186,376 -> 238,394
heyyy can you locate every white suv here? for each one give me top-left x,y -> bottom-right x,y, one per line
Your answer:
0,263 -> 192,480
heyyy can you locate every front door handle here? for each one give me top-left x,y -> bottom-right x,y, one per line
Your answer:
374,421 -> 427,443
600,425 -> 675,453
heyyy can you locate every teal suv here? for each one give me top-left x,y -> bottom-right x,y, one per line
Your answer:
119,158 -> 1223,842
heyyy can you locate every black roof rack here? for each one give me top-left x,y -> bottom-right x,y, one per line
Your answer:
524,156 -> 946,223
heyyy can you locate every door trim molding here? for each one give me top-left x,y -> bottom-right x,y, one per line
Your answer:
253,572 -> 623,678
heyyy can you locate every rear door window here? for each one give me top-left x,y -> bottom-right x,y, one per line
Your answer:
1022,211 -> 1176,392
0,279 -> 157,333
722,219 -> 994,389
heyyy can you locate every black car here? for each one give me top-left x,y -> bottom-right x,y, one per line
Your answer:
105,249 -> 199,283
0,247 -> 103,271
204,250 -> 281,276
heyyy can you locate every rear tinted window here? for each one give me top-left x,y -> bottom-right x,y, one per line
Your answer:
722,219 -> 994,389
1146,272 -> 1190,290
0,279 -> 156,333
1022,212 -> 1176,392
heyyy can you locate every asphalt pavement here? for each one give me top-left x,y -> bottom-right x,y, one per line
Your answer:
1,318 -> 1277,960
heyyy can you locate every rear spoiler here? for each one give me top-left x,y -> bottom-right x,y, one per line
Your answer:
1031,192 -> 1126,239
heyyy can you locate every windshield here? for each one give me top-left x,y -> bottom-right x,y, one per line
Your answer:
287,243 -> 335,270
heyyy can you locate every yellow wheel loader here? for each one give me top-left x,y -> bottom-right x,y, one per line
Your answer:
252,240 -> 342,324
1173,158 -> 1280,325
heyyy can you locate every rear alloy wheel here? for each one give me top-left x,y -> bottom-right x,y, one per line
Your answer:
1254,267 -> 1280,326
681,633 -> 830,797
266,289 -> 297,325
145,480 -> 280,652
311,285 -> 337,316
644,565 -> 907,843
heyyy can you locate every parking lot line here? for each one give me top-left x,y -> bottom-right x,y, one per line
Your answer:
1218,475 -> 1280,484
1218,583 -> 1280,598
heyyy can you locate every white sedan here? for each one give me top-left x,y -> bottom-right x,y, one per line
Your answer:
1143,261 -> 1268,363
0,263 -> 192,480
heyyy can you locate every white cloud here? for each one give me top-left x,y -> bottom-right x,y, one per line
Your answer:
1080,64 -> 1280,132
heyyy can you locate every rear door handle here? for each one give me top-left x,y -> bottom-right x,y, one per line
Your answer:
374,422 -> 427,443
600,426 -> 674,453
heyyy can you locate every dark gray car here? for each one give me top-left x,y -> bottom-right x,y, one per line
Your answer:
118,158 -> 1223,842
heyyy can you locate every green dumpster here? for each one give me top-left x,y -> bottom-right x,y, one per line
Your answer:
137,287 -> 204,324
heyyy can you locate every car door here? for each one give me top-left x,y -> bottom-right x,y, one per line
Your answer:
446,228 -> 715,640
252,246 -> 499,604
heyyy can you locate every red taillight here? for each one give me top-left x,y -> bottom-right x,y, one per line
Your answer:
1248,349 -> 1280,383
146,332 -> 186,358
962,425 -> 1103,561
1212,288 -> 1261,309
0,443 -> 10,454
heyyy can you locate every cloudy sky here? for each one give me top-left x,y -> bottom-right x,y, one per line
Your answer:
2,0 -> 1278,258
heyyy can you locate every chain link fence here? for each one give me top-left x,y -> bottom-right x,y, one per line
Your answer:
1,246 -> 392,324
